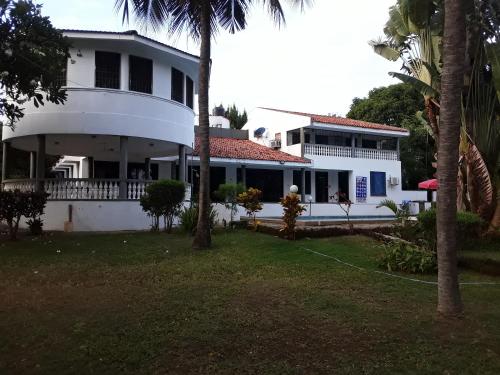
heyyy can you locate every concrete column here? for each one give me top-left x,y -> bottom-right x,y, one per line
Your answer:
145,157 -> 151,180
241,165 -> 246,187
1,141 -> 9,182
351,134 -> 356,158
29,151 -> 36,179
301,168 -> 306,202
119,136 -> 128,199
87,157 -> 94,178
299,128 -> 305,157
178,145 -> 186,182
36,135 -> 46,192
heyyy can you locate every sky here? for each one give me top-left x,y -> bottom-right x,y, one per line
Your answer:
40,0 -> 402,116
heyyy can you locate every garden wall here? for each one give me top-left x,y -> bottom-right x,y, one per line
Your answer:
16,198 -> 433,232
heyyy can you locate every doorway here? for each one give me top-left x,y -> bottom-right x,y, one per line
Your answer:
338,171 -> 350,202
315,171 -> 329,202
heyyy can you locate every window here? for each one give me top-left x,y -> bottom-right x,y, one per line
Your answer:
186,76 -> 194,109
237,168 -> 283,202
55,67 -> 67,87
171,68 -> 184,103
370,171 -> 387,196
95,51 -> 120,89
293,170 -> 311,195
362,139 -> 378,149
129,55 -> 152,94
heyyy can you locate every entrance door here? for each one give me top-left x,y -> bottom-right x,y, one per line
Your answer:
338,171 -> 349,202
315,171 -> 329,202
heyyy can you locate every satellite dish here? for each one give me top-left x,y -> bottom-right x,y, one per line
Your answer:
254,127 -> 266,138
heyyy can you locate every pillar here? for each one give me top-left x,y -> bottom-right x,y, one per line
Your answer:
299,127 -> 305,157
87,156 -> 94,178
1,141 -> 9,183
178,145 -> 186,182
29,152 -> 36,179
119,136 -> 128,199
36,135 -> 46,192
301,168 -> 306,202
351,133 -> 356,158
145,157 -> 151,180
241,165 -> 246,188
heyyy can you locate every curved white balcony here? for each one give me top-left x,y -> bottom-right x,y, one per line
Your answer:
2,88 -> 195,158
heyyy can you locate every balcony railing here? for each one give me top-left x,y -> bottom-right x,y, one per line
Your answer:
304,144 -> 398,161
2,179 -> 154,200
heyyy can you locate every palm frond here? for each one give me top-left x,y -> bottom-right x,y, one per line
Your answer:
369,39 -> 401,61
376,199 -> 398,215
389,72 -> 438,97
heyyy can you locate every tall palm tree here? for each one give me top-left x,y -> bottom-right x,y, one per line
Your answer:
116,0 -> 309,249
436,0 -> 465,316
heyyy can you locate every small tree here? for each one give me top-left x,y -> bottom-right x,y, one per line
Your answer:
214,183 -> 245,227
140,180 -> 185,233
280,192 -> 306,240
0,0 -> 70,129
0,190 -> 25,240
332,192 -> 353,233
24,191 -> 48,235
237,187 -> 263,230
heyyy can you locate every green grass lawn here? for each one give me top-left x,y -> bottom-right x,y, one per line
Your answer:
1,230 -> 499,374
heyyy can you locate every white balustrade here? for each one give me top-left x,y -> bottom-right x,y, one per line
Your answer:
2,179 -> 36,192
126,180 -> 152,200
354,148 -> 398,161
304,144 -> 398,161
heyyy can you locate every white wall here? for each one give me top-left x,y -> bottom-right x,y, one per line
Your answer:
17,198 -> 432,232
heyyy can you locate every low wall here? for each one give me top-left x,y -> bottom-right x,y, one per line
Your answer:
21,198 -> 433,232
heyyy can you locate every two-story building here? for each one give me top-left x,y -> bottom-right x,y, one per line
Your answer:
1,29 -> 426,231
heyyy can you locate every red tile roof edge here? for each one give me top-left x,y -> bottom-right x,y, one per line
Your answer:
193,136 -> 310,164
258,107 -> 409,133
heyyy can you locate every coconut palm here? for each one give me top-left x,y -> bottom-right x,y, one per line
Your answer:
372,0 -> 500,228
436,0 -> 466,317
115,0 -> 310,249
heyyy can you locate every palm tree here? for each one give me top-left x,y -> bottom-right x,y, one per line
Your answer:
436,0 -> 465,316
115,0 -> 310,249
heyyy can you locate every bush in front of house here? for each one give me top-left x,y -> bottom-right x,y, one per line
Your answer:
24,191 -> 48,235
280,193 -> 306,240
237,187 -> 263,230
214,183 -> 245,227
179,204 -> 218,235
378,241 -> 437,274
417,208 -> 485,251
140,179 -> 185,232
0,190 -> 48,239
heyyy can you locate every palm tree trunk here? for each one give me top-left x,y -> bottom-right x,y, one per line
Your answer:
193,2 -> 212,249
436,0 -> 465,317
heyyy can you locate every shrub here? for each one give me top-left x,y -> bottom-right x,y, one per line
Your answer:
140,180 -> 185,232
179,204 -> 218,235
214,183 -> 245,226
24,191 -> 48,235
417,208 -> 485,251
331,191 -> 353,232
237,187 -> 263,230
280,193 -> 306,240
378,241 -> 437,274
0,190 -> 48,239
377,199 -> 411,223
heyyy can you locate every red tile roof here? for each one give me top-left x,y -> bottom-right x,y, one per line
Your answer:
259,107 -> 409,133
194,136 -> 310,164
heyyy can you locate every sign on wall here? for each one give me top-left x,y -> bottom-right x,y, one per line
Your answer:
356,176 -> 367,203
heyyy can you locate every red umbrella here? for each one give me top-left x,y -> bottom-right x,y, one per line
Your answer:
418,179 -> 438,190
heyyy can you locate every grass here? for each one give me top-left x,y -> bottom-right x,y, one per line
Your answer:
0,230 -> 500,374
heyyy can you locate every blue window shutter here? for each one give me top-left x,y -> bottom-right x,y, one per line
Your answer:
370,171 -> 386,196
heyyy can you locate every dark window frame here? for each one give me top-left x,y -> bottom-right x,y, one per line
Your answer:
171,67 -> 184,104
129,55 -> 153,94
185,76 -> 194,109
95,51 -> 121,89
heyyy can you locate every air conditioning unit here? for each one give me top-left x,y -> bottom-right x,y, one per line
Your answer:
270,139 -> 281,149
389,176 -> 400,186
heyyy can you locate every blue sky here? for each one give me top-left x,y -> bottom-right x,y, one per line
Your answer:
41,0 -> 401,116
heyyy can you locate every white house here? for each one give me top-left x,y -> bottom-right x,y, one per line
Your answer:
1,30 -> 427,231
